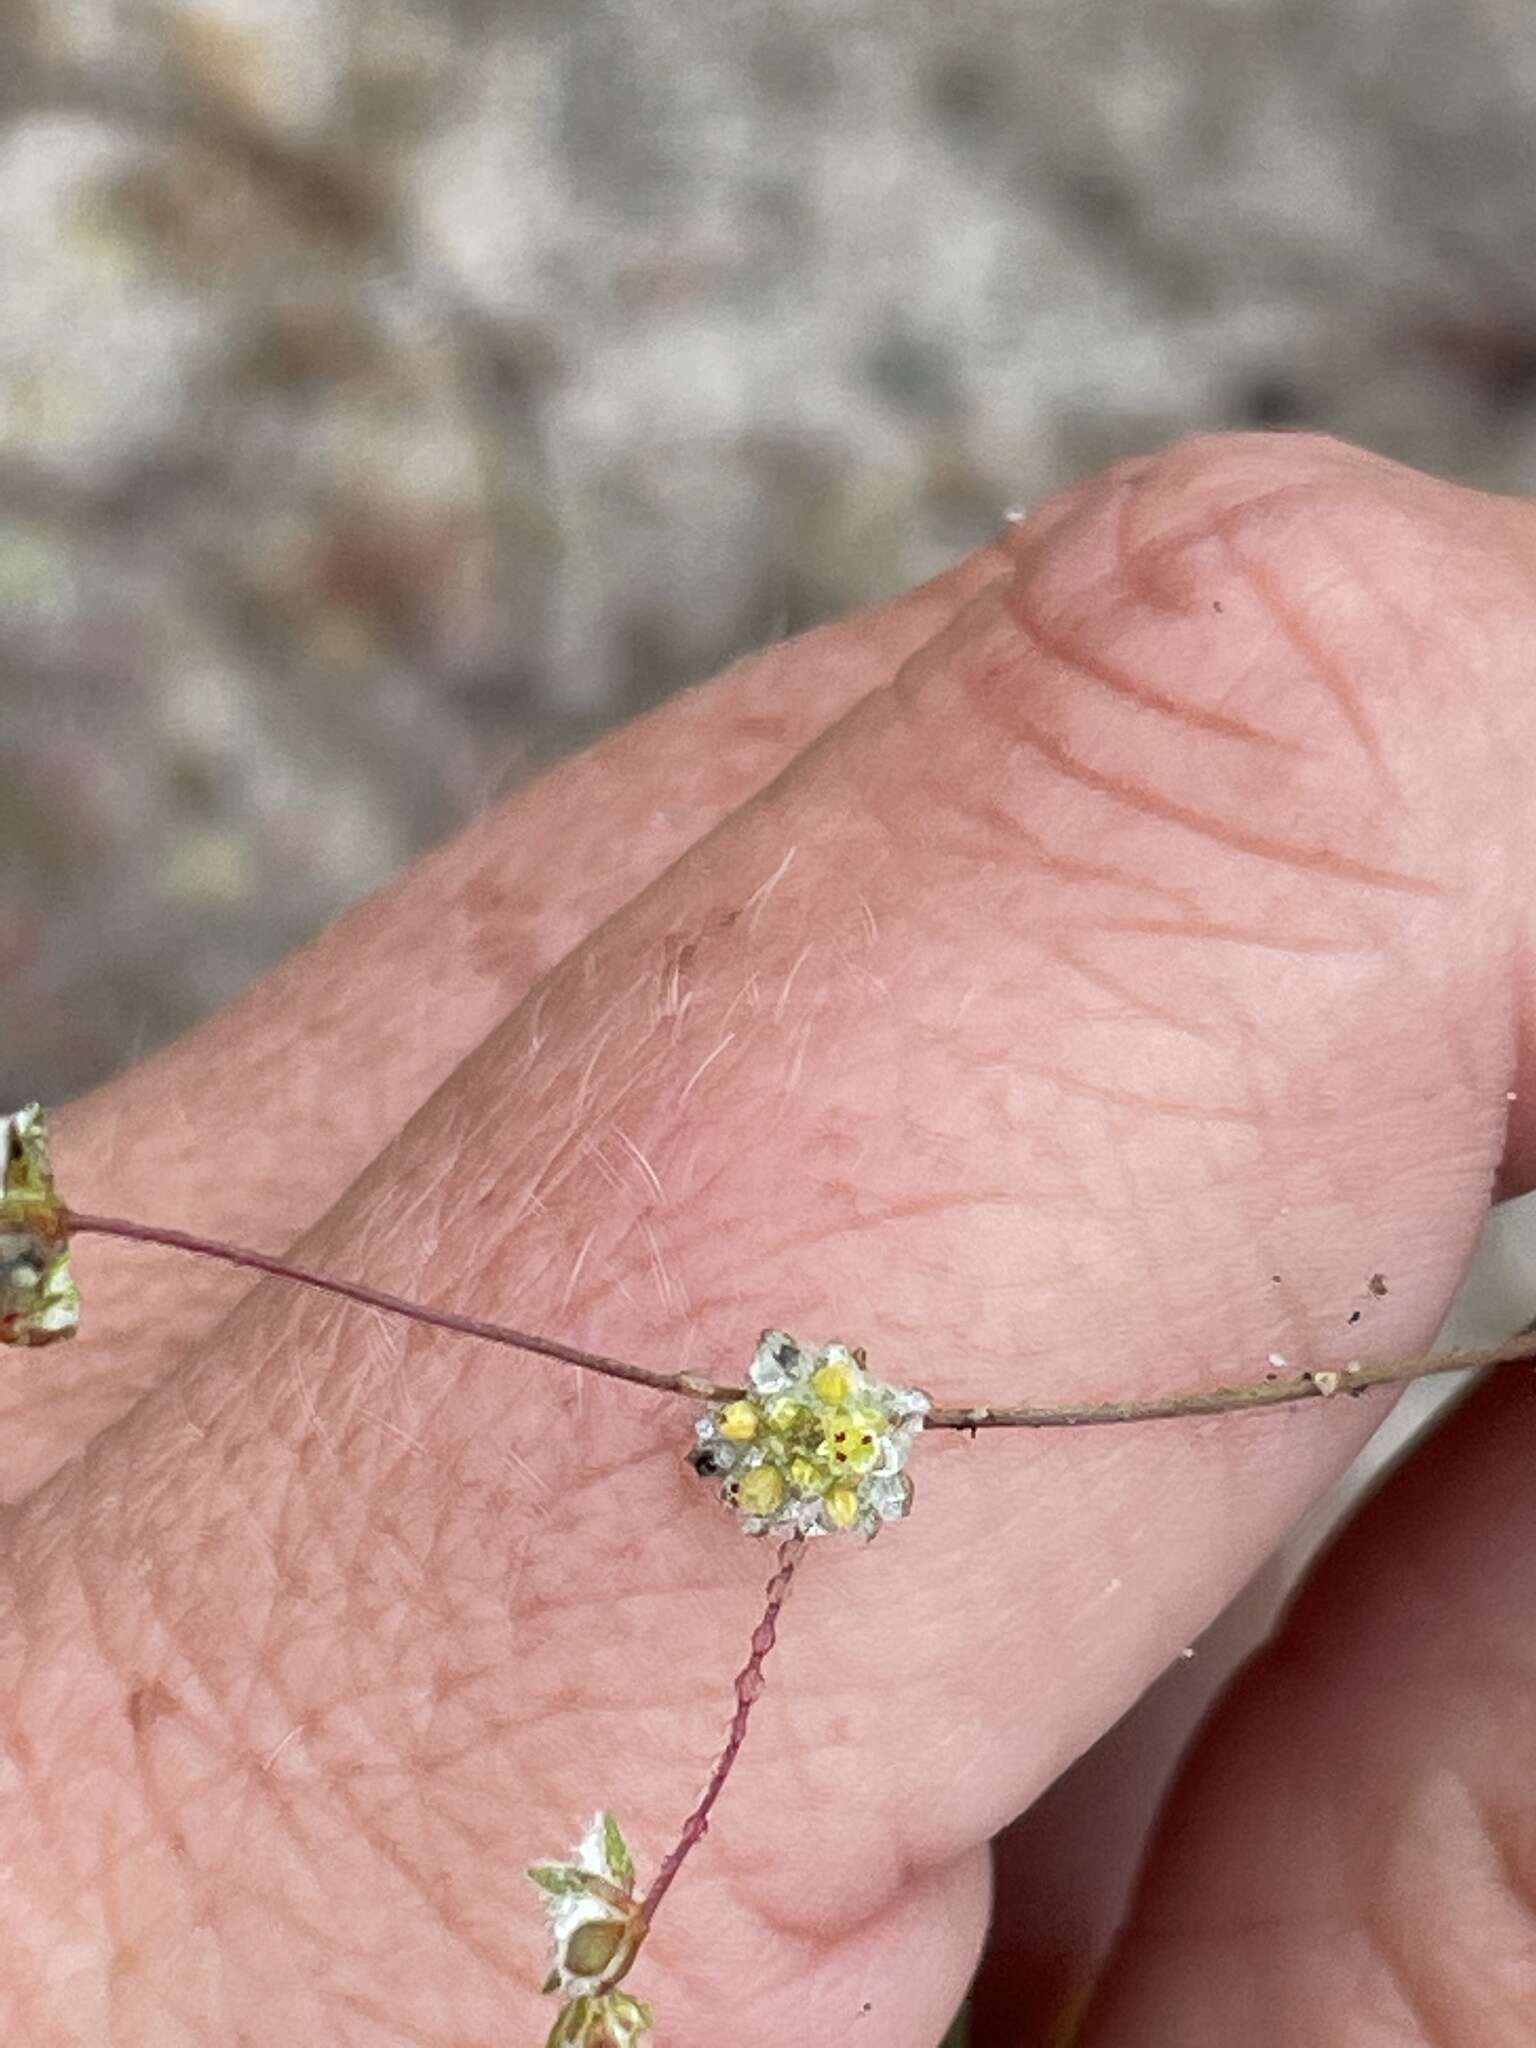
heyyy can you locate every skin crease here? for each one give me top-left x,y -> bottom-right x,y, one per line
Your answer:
3,433 -> 1536,2043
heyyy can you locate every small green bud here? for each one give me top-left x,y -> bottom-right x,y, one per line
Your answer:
530,1812 -> 647,2003
565,1918 -> 627,1978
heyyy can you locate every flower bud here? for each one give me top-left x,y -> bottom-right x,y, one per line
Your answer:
716,1399 -> 759,1441
565,1917 -> 628,1978
736,1463 -> 785,1515
0,1106 -> 79,1347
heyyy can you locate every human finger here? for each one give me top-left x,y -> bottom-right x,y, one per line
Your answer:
968,1555 -> 1292,2044
1079,1363 -> 1536,2045
5,434 -> 1536,2043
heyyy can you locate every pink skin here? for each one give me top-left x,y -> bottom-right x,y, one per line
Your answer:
3,433 -> 1536,2043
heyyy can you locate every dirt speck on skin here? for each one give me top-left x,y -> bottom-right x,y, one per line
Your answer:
3,2 -> 1534,1105
126,1678 -> 181,1734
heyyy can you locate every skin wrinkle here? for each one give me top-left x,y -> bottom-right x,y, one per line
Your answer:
7,1691 -> 176,2035
248,1582 -> 519,2003
1029,930 -> 1230,1046
1444,961 -> 1509,1126
1002,1057 -> 1274,1126
654,1185 -> 1032,1311
1362,1838 -> 1503,2048
1092,913 -> 1371,956
1466,1782 -> 1536,1953
974,698 -> 1446,899
1110,465 -> 1402,614
1109,1142 -> 1218,1368
118,1725 -> 195,2036
1231,544 -> 1396,785
970,808 -> 1200,909
1121,465 -> 1531,887
1332,511 -> 1488,692
331,1989 -> 444,2047
1002,467 -> 1143,597
1004,571 -> 1305,751
386,1112 -> 483,1246
1368,528 -> 1531,864
652,1860 -> 952,2048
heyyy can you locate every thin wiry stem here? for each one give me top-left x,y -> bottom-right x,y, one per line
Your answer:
66,1211 -> 1536,1428
638,1536 -> 804,1932
921,1333 -> 1536,1429
66,1212 -> 742,1403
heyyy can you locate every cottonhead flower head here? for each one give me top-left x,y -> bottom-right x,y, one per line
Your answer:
0,1105 -> 79,1347
691,1330 -> 930,1537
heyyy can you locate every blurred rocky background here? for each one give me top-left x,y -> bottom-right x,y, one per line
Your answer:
6,0 -> 1536,1101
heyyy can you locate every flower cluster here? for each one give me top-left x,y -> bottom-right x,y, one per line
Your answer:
0,1105 -> 79,1348
528,1813 -> 652,2048
691,1330 -> 929,1538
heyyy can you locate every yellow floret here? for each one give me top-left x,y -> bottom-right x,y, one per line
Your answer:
825,1485 -> 862,1530
812,1360 -> 857,1405
717,1400 -> 760,1442
788,1454 -> 821,1493
763,1395 -> 809,1435
737,1464 -> 786,1515
820,1408 -> 882,1475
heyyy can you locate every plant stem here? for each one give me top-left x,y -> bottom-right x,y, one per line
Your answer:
66,1211 -> 1536,1429
66,1211 -> 742,1403
921,1331 -> 1536,1430
638,1535 -> 804,1932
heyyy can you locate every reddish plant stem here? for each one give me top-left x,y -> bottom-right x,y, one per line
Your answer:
638,1535 -> 805,1932
921,1326 -> 1536,1429
66,1211 -> 741,1403
65,1211 -> 1536,1430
